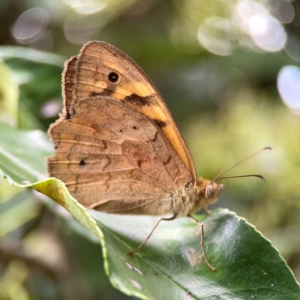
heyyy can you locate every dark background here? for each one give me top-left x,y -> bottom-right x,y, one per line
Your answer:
0,0 -> 299,299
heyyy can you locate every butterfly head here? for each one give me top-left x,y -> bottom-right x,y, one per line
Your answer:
196,177 -> 224,208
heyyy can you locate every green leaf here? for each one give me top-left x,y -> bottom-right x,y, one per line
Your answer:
0,46 -> 65,130
91,210 -> 300,299
0,122 -> 52,185
0,46 -> 65,68
0,122 -> 299,299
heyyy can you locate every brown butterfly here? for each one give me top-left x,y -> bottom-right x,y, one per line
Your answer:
47,41 -> 268,271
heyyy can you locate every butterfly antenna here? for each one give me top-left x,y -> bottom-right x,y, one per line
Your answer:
214,174 -> 265,182
211,147 -> 271,183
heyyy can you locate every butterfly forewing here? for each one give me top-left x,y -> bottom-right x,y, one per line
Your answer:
73,41 -> 196,179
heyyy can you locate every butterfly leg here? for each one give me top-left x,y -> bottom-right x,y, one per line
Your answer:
127,214 -> 177,256
203,207 -> 212,214
188,214 -> 216,271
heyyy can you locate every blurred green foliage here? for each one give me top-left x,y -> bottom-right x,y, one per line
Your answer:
0,0 -> 300,299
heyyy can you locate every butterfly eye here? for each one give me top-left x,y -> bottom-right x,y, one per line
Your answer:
205,185 -> 214,199
108,72 -> 119,83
